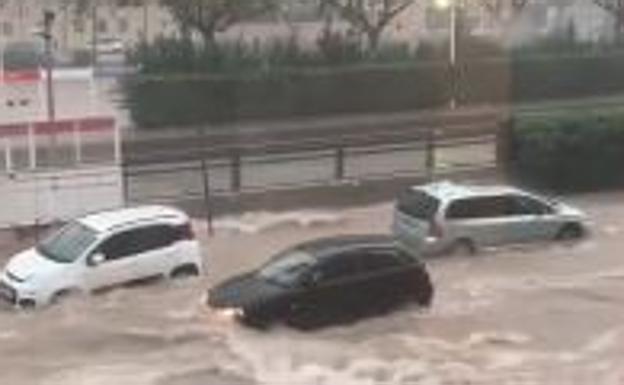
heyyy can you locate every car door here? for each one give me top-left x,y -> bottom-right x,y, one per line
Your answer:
508,194 -> 559,242
304,252 -> 362,319
445,196 -> 513,247
85,225 -> 178,291
355,248 -> 409,311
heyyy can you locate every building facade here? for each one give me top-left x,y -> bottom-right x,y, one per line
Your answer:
0,0 -> 618,56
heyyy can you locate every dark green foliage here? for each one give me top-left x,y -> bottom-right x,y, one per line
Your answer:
511,113 -> 624,192
124,36 -> 624,128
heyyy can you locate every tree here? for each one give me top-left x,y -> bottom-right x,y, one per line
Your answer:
160,0 -> 278,46
319,0 -> 415,52
592,0 -> 624,39
477,0 -> 529,22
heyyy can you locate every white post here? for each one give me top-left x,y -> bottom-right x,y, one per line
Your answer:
74,120 -> 82,164
113,120 -> 121,165
28,123 -> 37,169
4,138 -> 12,172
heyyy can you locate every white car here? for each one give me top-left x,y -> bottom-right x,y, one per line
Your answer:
92,38 -> 125,55
0,206 -> 203,308
393,181 -> 588,256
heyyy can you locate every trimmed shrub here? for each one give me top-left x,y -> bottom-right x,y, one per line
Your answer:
510,112 -> 624,192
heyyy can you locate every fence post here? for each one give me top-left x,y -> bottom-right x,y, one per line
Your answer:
231,149 -> 241,193
121,162 -> 130,205
497,117 -> 514,179
197,126 -> 213,237
425,126 -> 435,182
335,146 -> 345,181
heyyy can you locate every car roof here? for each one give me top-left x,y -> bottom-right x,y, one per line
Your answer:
295,235 -> 404,259
414,181 -> 520,202
78,205 -> 189,233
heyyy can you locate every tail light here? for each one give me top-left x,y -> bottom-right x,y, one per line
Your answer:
179,223 -> 195,240
428,219 -> 444,239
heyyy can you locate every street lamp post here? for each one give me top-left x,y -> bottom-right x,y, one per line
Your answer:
435,0 -> 458,109
449,0 -> 457,110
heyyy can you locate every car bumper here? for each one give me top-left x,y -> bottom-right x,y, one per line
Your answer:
0,278 -> 39,308
396,234 -> 451,257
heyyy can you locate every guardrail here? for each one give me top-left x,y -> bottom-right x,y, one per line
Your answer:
122,108 -> 508,215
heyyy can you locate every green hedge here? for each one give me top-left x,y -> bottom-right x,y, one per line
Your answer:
125,64 -> 452,127
124,53 -> 624,128
510,112 -> 624,192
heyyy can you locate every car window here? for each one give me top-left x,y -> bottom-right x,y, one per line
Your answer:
318,253 -> 360,282
397,190 -> 440,220
37,221 -> 98,264
357,248 -> 403,273
97,225 -> 179,261
509,195 -> 554,215
258,250 -> 315,286
446,196 -> 511,219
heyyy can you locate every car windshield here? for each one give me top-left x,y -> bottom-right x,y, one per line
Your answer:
37,221 -> 98,264
258,250 -> 316,287
397,190 -> 440,220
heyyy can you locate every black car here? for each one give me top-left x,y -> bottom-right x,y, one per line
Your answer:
208,235 -> 434,329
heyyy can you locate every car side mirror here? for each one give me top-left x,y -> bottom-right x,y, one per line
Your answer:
89,252 -> 105,267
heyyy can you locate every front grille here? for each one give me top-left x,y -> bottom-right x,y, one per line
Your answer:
0,280 -> 17,305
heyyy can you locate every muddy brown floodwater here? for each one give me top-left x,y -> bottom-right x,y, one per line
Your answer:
2,192 -> 624,385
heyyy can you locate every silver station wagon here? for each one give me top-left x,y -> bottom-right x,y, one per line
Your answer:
392,181 -> 588,256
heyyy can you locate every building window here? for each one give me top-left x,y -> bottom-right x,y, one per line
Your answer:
1,21 -> 12,37
74,19 -> 85,34
97,19 -> 108,34
118,18 -> 129,34
426,6 -> 449,31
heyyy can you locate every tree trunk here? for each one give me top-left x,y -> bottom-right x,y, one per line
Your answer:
198,27 -> 218,48
367,28 -> 382,53
616,17 -> 624,44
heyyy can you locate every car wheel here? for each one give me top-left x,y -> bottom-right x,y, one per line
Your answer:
556,223 -> 584,241
18,299 -> 37,310
170,264 -> 200,280
240,305 -> 272,329
50,289 -> 80,306
448,239 -> 475,257
413,270 -> 434,307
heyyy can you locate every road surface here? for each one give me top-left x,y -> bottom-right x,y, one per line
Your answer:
1,191 -> 624,384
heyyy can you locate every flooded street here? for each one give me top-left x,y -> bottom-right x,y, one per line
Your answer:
2,192 -> 624,385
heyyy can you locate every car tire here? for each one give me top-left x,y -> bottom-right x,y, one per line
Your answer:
413,270 -> 434,307
556,223 -> 584,241
170,264 -> 200,280
18,299 -> 37,310
240,305 -> 272,329
50,289 -> 80,306
448,239 -> 476,257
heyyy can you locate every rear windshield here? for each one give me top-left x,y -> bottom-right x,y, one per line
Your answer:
396,189 -> 440,220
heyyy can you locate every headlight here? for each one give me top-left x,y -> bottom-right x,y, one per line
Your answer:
215,308 -> 244,320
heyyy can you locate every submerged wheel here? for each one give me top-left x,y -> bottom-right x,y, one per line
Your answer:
170,264 -> 200,280
448,239 -> 476,257
556,223 -> 584,241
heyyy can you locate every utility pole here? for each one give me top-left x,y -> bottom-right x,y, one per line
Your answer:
91,2 -> 98,68
449,0 -> 457,110
42,10 -> 56,122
